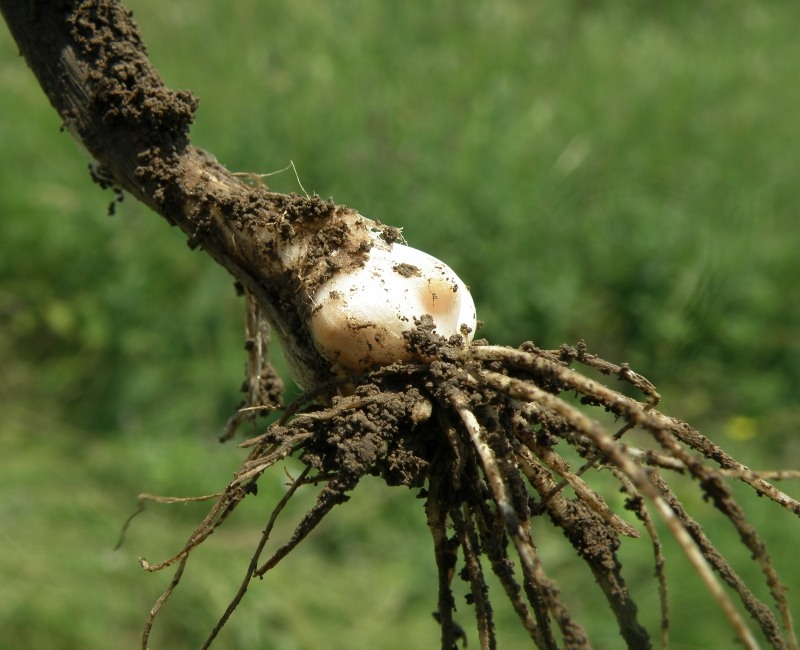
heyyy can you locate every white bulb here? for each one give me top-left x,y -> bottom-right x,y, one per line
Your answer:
310,241 -> 476,375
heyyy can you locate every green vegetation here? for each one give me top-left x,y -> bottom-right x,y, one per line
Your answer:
2,1 -> 799,647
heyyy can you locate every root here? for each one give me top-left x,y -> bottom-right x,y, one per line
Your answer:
201,467 -> 311,650
135,338 -> 800,649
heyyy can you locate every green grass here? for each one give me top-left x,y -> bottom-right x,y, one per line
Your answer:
2,1 -> 800,647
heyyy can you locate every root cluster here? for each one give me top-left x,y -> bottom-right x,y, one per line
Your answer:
136,319 -> 800,650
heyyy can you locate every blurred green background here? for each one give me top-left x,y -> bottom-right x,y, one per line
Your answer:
2,1 -> 800,648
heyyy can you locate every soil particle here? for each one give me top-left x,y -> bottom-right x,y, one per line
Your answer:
393,262 -> 421,278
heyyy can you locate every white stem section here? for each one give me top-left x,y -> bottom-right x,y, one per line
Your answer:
309,231 -> 477,379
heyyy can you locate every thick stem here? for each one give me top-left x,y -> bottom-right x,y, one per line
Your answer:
0,0 -> 383,388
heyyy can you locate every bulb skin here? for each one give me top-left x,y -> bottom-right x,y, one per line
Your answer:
309,241 -> 476,375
